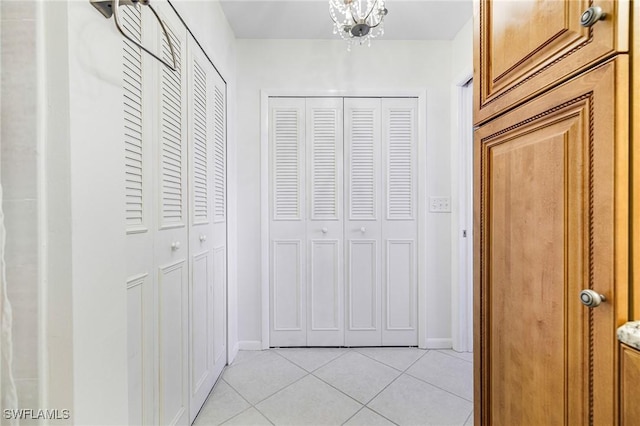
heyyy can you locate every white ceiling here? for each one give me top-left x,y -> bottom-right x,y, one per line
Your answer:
219,0 -> 473,40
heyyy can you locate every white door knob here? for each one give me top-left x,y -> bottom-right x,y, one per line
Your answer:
171,241 -> 181,251
360,227 -> 366,233
199,234 -> 207,242
579,289 -> 605,308
322,227 -> 328,234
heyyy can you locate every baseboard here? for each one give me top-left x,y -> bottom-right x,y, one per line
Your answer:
426,338 -> 453,349
238,340 -> 263,351
229,342 -> 240,363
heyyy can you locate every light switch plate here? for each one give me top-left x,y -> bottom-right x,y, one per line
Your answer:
429,196 -> 451,213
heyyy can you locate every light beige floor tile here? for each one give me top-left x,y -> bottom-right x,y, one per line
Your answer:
230,350 -> 267,366
344,407 -> 395,426
256,375 -> 362,425
223,351 -> 307,404
368,374 -> 472,426
354,347 -> 427,371
314,351 -> 401,404
406,350 -> 473,401
274,347 -> 348,372
223,407 -> 273,426
194,381 -> 250,425
440,349 -> 473,363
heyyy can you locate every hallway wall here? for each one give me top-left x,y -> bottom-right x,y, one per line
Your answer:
236,39 -> 455,348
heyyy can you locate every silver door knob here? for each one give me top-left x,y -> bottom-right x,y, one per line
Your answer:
579,289 -> 605,308
580,6 -> 606,27
199,234 -> 207,242
171,241 -> 181,251
321,227 -> 328,234
360,227 -> 366,233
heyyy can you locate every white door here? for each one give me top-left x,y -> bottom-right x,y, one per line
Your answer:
306,98 -> 343,346
269,98 -> 307,347
187,37 -> 215,420
210,67 -> 228,383
154,6 -> 189,425
381,98 -> 418,346
123,4 -> 155,425
344,98 -> 382,347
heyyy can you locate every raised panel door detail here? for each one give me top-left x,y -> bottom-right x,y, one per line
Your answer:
273,108 -> 303,221
190,252 -> 211,397
272,240 -> 303,331
348,240 -> 377,331
122,5 -> 145,231
126,274 -> 146,426
213,246 -> 226,365
621,345 -> 640,424
213,85 -> 226,223
385,240 -> 415,331
309,240 -> 340,331
160,23 -> 184,228
475,0 -> 629,123
191,59 -> 208,225
474,59 -> 627,425
158,261 -> 188,426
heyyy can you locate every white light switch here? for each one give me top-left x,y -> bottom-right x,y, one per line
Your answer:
429,196 -> 451,213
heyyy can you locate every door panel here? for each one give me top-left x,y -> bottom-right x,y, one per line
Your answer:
306,98 -> 343,346
474,0 -> 630,124
382,98 -> 418,346
474,58 -> 628,425
270,98 -> 306,346
344,98 -> 382,346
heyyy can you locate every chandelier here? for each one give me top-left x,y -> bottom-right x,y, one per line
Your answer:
329,0 -> 388,49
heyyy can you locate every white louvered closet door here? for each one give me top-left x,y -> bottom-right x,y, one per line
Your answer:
381,98 -> 418,346
187,37 -> 215,422
306,98 -> 344,346
154,5 -> 190,425
269,98 -> 307,347
344,98 -> 382,347
210,67 -> 227,386
122,4 -> 155,425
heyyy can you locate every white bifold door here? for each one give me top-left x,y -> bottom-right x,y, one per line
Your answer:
269,97 -> 418,347
124,2 -> 227,425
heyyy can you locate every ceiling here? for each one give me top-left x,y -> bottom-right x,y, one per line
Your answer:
219,0 -> 473,40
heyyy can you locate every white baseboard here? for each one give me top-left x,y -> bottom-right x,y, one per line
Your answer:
238,340 -> 263,351
426,338 -> 453,349
229,342 -> 240,363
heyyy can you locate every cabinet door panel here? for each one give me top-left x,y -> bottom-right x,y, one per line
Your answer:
474,58 -> 628,425
474,0 -> 629,124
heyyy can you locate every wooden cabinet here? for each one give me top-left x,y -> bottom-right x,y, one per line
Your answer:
474,57 -> 629,425
620,344 -> 640,425
474,0 -> 629,124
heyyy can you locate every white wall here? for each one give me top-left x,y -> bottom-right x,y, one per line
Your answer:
39,0 -> 238,422
449,19 -> 473,352
236,39 -> 455,347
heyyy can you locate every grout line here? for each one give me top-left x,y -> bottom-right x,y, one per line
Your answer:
354,347 -> 429,374
217,406 -> 254,426
309,370 -> 367,408
251,405 -> 276,426
436,349 -> 474,364
340,406 -> 366,425
463,409 -> 473,425
271,347 -> 351,373
402,370 -> 473,403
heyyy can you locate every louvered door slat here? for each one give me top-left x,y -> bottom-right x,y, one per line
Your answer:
160,23 -> 184,226
273,108 -> 303,220
122,4 -> 144,230
191,59 -> 208,224
386,109 -> 415,220
213,85 -> 226,222
310,108 -> 339,220
349,108 -> 376,220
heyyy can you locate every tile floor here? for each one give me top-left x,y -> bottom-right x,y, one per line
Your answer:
194,348 -> 473,426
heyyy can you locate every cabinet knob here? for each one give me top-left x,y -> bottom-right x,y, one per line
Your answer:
579,289 -> 605,308
321,227 -> 328,234
580,6 -> 606,27
199,234 -> 207,242
171,241 -> 181,251
360,227 -> 366,233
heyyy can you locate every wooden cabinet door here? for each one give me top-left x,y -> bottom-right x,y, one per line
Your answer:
474,0 -> 629,124
620,344 -> 640,424
474,57 -> 628,425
